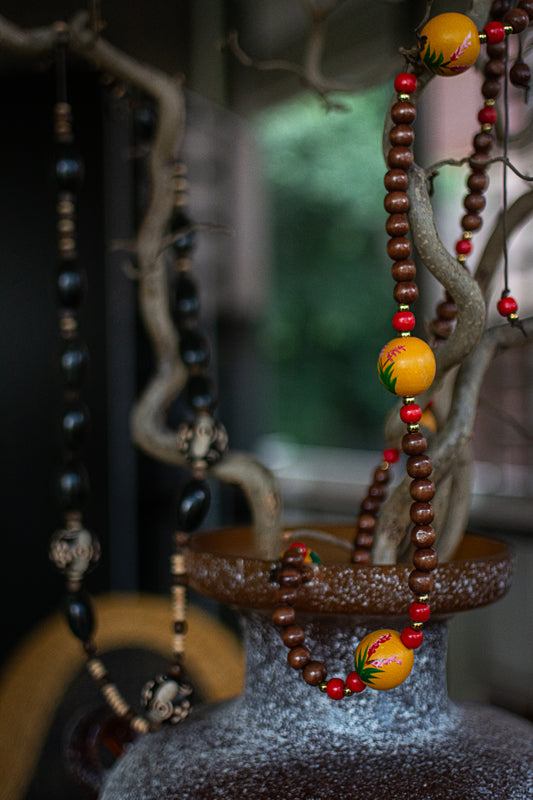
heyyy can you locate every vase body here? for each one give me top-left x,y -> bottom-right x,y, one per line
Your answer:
99,529 -> 533,799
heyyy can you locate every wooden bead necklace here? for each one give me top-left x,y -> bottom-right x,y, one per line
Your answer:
273,8 -> 530,700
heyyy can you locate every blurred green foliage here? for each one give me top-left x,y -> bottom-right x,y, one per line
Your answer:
255,85 -> 397,449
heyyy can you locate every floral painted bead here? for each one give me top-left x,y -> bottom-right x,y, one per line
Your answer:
420,13 -> 480,76
354,629 -> 414,690
377,336 -> 436,396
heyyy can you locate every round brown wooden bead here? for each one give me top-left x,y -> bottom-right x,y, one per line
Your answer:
391,259 -> 416,282
431,318 -> 454,339
386,213 -> 409,237
281,625 -> 306,648
486,40 -> 506,58
387,237 -> 411,260
275,587 -> 298,606
302,660 -> 327,686
301,565 -> 313,584
287,645 -> 310,670
473,132 -> 494,153
394,281 -> 418,304
358,513 -> 377,532
411,524 -> 436,548
402,432 -> 427,456
387,146 -> 414,170
368,483 -> 387,499
470,152 -> 490,172
484,59 -> 506,78
409,569 -> 434,595
406,454 -> 432,478
462,213 -> 482,232
352,548 -> 371,564
410,478 -> 435,502
384,191 -> 410,214
373,467 -> 390,484
413,548 -> 438,571
490,0 -> 512,19
278,567 -> 302,589
436,300 -> 457,321
282,549 -> 304,568
518,0 -> 533,21
272,605 -> 296,626
384,169 -> 409,192
482,79 -> 501,100
390,100 -> 416,125
389,124 -> 415,147
361,496 -> 381,513
510,61 -> 531,88
467,172 -> 489,193
464,193 -> 486,213
356,531 -> 374,549
502,7 -> 530,32
410,501 -> 435,525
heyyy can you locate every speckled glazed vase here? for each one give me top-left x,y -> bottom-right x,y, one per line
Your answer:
100,527 -> 533,800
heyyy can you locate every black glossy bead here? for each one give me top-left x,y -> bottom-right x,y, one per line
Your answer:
61,404 -> 90,450
60,342 -> 89,387
172,273 -> 200,330
186,374 -> 216,412
57,267 -> 86,309
170,211 -> 196,255
65,590 -> 95,642
57,462 -> 89,510
179,330 -> 210,368
177,478 -> 211,531
56,147 -> 84,192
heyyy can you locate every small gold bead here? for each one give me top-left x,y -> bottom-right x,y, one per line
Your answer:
478,32 -> 487,43
407,423 -> 419,433
398,93 -> 410,101
462,231 -> 473,240
319,682 -> 328,693
416,594 -> 429,603
508,312 -> 519,321
484,98 -> 496,107
403,396 -> 415,403
481,123 -> 493,133
504,25 -> 513,33
457,254 -> 467,264
400,331 -> 411,338
343,687 -> 353,697
398,304 -> 410,312
411,621 -> 424,630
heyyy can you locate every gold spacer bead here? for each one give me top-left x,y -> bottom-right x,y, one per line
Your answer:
481,123 -> 493,133
504,25 -> 513,33
407,423 -> 419,433
398,93 -> 410,101
478,32 -> 487,44
508,312 -> 519,321
319,682 -> 328,693
400,331 -> 411,338
484,98 -> 496,107
403,396 -> 415,404
398,304 -> 410,312
416,594 -> 430,603
343,687 -> 353,697
457,254 -> 467,264
411,621 -> 424,631
462,231 -> 473,240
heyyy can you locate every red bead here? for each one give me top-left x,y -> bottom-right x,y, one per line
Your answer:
401,627 -> 424,649
497,295 -> 518,316
455,238 -> 472,255
326,678 -> 345,700
483,21 -> 506,43
383,448 -> 400,464
478,106 -> 497,125
392,311 -> 415,332
289,541 -> 307,555
400,403 -> 422,424
394,72 -> 417,94
409,601 -> 431,623
345,671 -> 366,693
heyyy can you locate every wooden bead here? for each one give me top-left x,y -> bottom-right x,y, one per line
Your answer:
490,0 -> 512,20
384,191 -> 410,214
484,59 -> 505,78
356,531 -> 374,549
464,193 -> 486,213
402,432 -> 427,456
462,212 -> 482,232
393,281 -> 418,304
373,467 -> 390,484
518,0 -> 533,21
281,625 -> 306,648
386,213 -> 410,237
431,318 -> 454,339
358,513 -> 377,531
384,169 -> 409,191
510,60 -> 531,88
288,645 -> 310,670
272,605 -> 296,626
391,259 -> 416,281
473,132 -> 494,152
406,454 -> 433,478
390,100 -> 416,124
387,237 -> 411,260
470,152 -> 490,172
410,501 -> 435,525
282,549 -> 304,568
275,587 -> 298,606
436,300 -> 457,320
411,525 -> 436,548
467,172 -> 489,193
482,79 -> 501,100
387,146 -> 414,170
413,548 -> 438,571
409,569 -> 434,595
389,124 -> 415,147
302,660 -> 327,686
368,483 -> 387,499
352,548 -> 371,564
502,7 -> 530,32
486,40 -> 506,58
410,478 -> 435,501
278,567 -> 302,589
361,496 -> 381,513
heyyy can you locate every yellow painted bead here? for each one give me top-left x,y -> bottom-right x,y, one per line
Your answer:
354,629 -> 414,690
420,13 -> 480,76
377,337 -> 436,397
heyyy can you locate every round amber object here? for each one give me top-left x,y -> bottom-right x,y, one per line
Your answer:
377,337 -> 436,396
420,13 -> 480,76
354,629 -> 414,690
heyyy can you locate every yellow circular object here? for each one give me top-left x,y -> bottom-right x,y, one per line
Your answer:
377,336 -> 436,397
420,13 -> 480,76
354,629 -> 414,690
